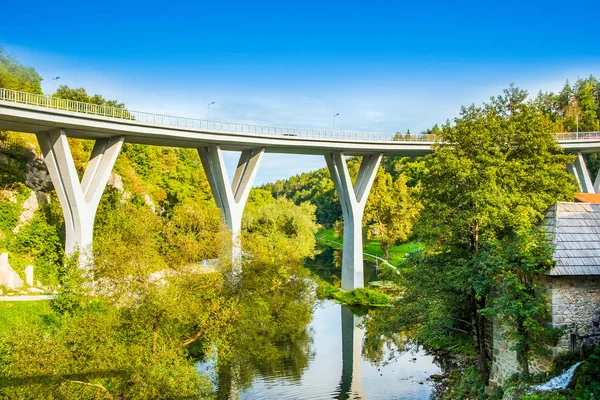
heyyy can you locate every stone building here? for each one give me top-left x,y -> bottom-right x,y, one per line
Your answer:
542,202 -> 600,350
490,201 -> 600,385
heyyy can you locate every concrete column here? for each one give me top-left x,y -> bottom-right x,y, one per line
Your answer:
594,168 -> 600,194
198,145 -> 264,265
326,152 -> 382,290
338,305 -> 365,399
568,152 -> 595,193
36,129 -> 124,264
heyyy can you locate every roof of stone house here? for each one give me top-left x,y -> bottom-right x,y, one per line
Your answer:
574,193 -> 600,204
544,202 -> 600,276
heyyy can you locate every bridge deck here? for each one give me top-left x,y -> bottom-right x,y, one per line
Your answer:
0,88 -> 600,155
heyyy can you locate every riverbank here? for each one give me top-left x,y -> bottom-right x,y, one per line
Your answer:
315,227 -> 422,266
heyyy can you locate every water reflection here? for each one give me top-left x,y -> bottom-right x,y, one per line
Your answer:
201,301 -> 440,399
338,305 -> 365,399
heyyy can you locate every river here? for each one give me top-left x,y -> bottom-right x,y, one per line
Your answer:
198,251 -> 442,399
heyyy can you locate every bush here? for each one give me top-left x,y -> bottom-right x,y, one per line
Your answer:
443,365 -> 487,399
316,281 -> 391,307
334,288 -> 391,306
572,347 -> 600,399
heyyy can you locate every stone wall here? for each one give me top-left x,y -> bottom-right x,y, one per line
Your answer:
489,275 -> 600,386
489,318 -> 521,387
541,275 -> 600,350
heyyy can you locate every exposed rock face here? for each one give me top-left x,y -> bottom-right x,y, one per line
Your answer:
25,157 -> 53,193
12,190 -> 39,234
107,172 -> 125,193
0,253 -> 23,289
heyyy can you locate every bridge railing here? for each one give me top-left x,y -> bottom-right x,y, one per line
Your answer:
0,87 -> 598,143
555,132 -> 600,141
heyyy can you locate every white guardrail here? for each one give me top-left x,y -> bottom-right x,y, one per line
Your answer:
0,88 -> 599,142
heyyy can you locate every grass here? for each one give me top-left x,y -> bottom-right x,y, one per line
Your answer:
315,280 -> 391,307
315,227 -> 423,266
0,301 -> 53,333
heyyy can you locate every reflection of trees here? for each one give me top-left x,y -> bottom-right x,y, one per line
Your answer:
306,246 -> 378,288
215,260 -> 316,399
361,307 -> 412,366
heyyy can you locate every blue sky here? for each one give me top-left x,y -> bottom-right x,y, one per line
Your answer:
2,0 -> 600,184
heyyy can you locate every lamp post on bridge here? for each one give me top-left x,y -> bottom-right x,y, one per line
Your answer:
333,113 -> 340,130
207,101 -> 215,120
45,76 -> 61,96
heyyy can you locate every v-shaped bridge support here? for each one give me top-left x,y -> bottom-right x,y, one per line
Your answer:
36,129 -> 124,264
198,145 -> 264,265
326,152 -> 382,290
567,152 -> 600,194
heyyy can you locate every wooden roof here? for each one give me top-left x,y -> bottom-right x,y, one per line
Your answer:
545,202 -> 600,276
574,193 -> 600,204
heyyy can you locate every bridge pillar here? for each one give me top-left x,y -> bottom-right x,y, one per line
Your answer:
36,129 -> 124,264
567,152 -> 596,193
198,145 -> 264,266
325,152 -> 382,290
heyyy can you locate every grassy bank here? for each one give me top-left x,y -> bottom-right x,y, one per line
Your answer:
0,301 -> 53,333
315,227 -> 422,266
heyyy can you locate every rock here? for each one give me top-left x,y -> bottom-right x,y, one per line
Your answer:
143,194 -> 156,214
25,265 -> 34,286
25,158 -> 53,192
13,191 -> 39,234
0,253 -> 24,289
107,172 -> 125,192
0,190 -> 17,203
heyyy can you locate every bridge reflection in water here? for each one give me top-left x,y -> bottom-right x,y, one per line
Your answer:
338,305 -> 365,399
212,301 -> 439,400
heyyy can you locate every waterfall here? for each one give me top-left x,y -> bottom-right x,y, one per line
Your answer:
530,362 -> 583,392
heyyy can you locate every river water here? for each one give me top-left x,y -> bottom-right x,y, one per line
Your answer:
198,252 -> 442,399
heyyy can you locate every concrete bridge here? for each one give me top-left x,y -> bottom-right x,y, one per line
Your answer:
1,87 -> 600,290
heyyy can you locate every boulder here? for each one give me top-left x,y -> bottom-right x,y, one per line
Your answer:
25,265 -> 34,286
0,253 -> 24,289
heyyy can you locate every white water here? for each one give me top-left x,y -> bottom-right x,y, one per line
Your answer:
530,362 -> 583,392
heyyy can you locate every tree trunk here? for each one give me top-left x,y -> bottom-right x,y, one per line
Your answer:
471,294 -> 490,382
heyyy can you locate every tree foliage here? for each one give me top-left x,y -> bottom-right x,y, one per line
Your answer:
370,86 -> 576,382
0,49 -> 42,94
364,169 -> 421,259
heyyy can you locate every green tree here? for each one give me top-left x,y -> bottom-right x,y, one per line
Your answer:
0,49 -> 42,94
482,229 -> 563,374
364,168 -> 421,259
575,80 -> 600,131
395,87 -> 575,381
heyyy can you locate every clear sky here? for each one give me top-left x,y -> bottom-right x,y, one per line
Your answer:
2,0 -> 599,184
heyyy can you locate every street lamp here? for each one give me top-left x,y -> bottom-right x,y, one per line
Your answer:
333,113 -> 340,130
207,102 -> 216,120
45,77 -> 61,97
